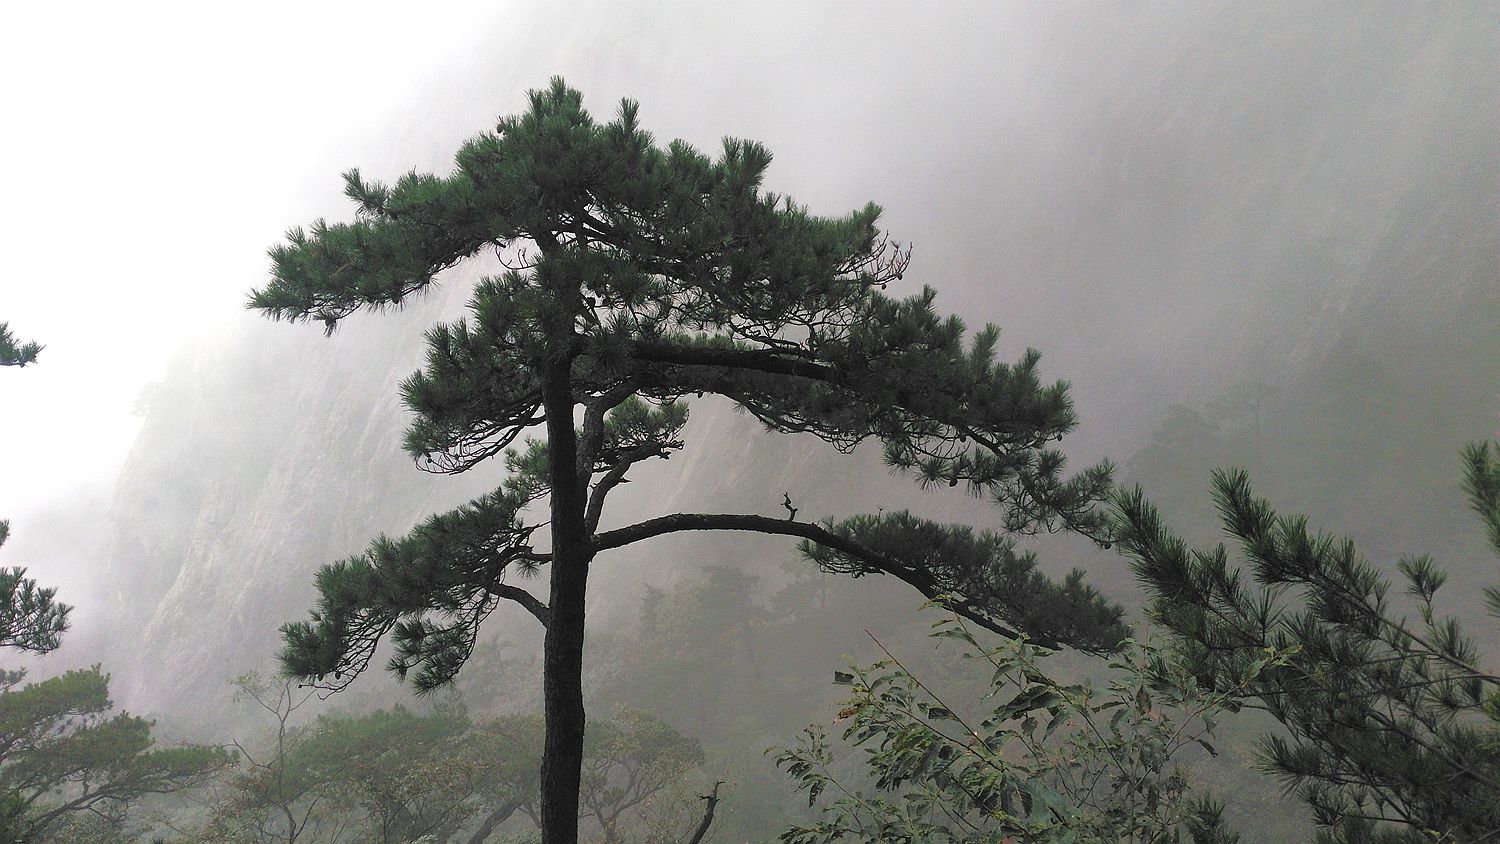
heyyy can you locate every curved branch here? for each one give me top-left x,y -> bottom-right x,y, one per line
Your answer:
576,381 -> 641,488
591,513 -> 1031,645
490,584 -> 550,628
623,340 -> 835,380
584,441 -> 673,533
465,798 -> 523,844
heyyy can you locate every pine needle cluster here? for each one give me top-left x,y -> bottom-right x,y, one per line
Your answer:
1113,446 -> 1500,841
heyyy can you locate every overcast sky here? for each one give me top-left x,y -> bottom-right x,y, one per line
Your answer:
0,2 -> 513,518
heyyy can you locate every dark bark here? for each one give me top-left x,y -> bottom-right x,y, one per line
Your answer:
684,781 -> 723,844
491,584 -> 550,627
593,513 -> 902,567
591,512 -> 1030,645
464,799 -> 522,844
539,357 -> 593,844
624,339 -> 836,380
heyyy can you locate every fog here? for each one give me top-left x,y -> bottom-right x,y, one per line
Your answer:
1,3 -> 1495,842
1,1 -> 510,594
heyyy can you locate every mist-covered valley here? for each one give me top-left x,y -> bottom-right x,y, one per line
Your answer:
2,3 -> 1496,842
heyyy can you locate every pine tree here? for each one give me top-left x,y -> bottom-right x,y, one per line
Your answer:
250,79 -> 1126,844
1113,444 -> 1500,841
0,666 -> 233,842
0,324 -> 40,368
0,523 -> 70,654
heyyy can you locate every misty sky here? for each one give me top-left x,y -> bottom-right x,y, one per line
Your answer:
1,3 -> 514,519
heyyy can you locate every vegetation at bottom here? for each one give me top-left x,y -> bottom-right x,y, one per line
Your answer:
777,443 -> 1500,843
186,683 -> 707,844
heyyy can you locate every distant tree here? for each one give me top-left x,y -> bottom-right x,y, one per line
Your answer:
621,567 -> 772,737
576,708 -> 703,844
26,810 -> 146,844
0,666 -> 232,842
775,613 -> 1252,843
464,707 -> 708,844
200,701 -> 706,844
0,522 -> 70,654
1112,443 -> 1500,841
1203,379 -> 1279,456
195,673 -> 339,844
250,79 -> 1126,844
198,699 -> 483,844
0,323 -> 40,368
286,705 -> 479,844
453,714 -> 544,844
1317,352 -> 1398,457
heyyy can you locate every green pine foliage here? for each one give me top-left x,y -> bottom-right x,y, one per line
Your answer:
0,522 -> 71,654
0,324 -> 40,368
1462,441 -> 1500,579
250,79 -> 1124,840
1,347 -> 70,655
0,667 -> 232,842
253,80 -> 1122,687
802,511 -> 1124,652
1112,446 -> 1500,842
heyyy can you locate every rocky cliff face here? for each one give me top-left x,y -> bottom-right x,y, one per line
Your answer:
96,3 -> 1497,719
100,282 -> 499,711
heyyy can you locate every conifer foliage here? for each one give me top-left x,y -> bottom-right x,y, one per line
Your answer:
0,522 -> 70,655
0,324 -> 66,656
250,79 -> 1125,843
0,325 -> 228,840
0,666 -> 233,841
1113,445 -> 1500,841
0,323 -> 40,368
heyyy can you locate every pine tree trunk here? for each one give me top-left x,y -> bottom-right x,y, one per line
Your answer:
539,358 -> 591,844
540,556 -> 588,844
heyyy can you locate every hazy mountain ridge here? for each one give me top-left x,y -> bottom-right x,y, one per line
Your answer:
101,280 -> 507,712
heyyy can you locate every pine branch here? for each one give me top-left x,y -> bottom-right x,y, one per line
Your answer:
490,584 -> 549,628
592,511 -> 1126,654
0,322 -> 42,367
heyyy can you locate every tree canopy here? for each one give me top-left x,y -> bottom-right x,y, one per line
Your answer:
0,666 -> 232,841
0,323 -> 40,368
250,78 -> 1125,843
0,522 -> 70,655
1113,444 -> 1500,841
